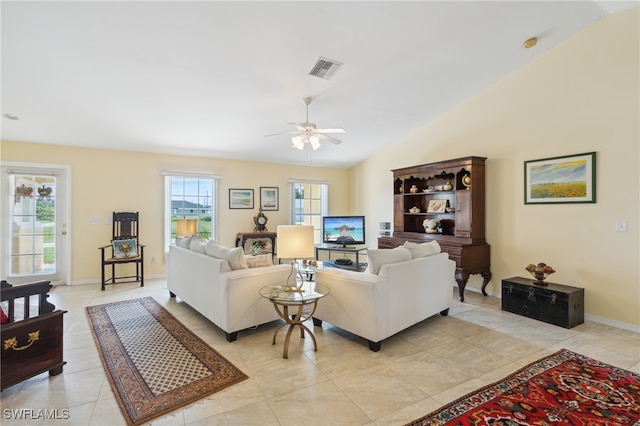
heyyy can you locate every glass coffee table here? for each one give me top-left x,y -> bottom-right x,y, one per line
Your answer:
259,282 -> 329,359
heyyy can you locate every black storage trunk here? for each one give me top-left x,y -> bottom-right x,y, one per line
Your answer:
501,277 -> 584,329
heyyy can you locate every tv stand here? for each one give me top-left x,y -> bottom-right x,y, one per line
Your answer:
315,244 -> 367,272
331,244 -> 354,249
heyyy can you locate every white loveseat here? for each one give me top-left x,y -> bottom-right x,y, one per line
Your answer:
313,243 -> 455,351
168,242 -> 293,342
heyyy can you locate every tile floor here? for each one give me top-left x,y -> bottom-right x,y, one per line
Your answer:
1,279 -> 639,425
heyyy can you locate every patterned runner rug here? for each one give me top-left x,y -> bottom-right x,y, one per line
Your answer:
86,297 -> 248,425
406,348 -> 640,425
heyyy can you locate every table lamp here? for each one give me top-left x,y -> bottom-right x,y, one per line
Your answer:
276,225 -> 315,289
176,218 -> 197,238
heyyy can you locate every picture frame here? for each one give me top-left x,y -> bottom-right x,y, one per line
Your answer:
427,199 -> 448,213
259,186 -> 279,211
524,152 -> 596,204
229,188 -> 254,209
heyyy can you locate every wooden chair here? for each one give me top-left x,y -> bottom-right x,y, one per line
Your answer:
1,280 -> 66,390
99,212 -> 145,291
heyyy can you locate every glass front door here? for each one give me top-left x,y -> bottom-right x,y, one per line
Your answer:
1,164 -> 69,285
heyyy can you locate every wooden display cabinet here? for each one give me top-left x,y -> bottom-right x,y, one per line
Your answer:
378,156 -> 491,301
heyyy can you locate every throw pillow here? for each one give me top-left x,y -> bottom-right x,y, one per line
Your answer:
403,240 -> 441,259
113,239 -> 138,258
176,235 -> 194,248
205,240 -> 221,253
366,246 -> 411,274
189,236 -> 208,253
206,242 -> 248,270
0,306 -> 8,324
245,254 -> 273,268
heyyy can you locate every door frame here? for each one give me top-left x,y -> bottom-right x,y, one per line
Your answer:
1,161 -> 72,285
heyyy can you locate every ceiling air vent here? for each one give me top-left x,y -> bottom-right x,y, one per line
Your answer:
309,57 -> 343,80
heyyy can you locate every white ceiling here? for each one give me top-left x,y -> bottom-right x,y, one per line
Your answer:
2,1 -> 637,168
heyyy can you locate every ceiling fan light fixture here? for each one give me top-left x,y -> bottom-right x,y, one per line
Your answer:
291,136 -> 304,150
310,136 -> 321,150
268,96 -> 344,152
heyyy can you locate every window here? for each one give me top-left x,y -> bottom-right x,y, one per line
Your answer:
289,180 -> 328,244
164,174 -> 218,250
9,174 -> 56,275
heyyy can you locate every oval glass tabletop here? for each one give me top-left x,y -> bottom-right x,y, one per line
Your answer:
260,282 -> 329,304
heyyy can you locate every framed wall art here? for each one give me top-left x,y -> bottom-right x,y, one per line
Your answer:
524,152 -> 596,204
229,188 -> 254,209
260,186 -> 279,211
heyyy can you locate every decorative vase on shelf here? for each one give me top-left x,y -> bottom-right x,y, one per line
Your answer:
410,184 -> 418,193
443,181 -> 453,191
423,218 -> 440,234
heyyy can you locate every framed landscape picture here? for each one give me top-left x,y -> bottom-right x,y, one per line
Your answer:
229,189 -> 254,209
260,187 -> 279,211
524,152 -> 596,204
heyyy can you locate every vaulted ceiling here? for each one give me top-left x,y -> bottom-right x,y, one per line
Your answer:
1,1 -> 636,168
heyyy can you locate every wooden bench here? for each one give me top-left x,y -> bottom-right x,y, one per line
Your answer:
1,280 -> 66,391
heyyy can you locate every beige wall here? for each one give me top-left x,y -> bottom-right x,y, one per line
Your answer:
352,9 -> 639,329
0,143 -> 350,282
1,9 -> 637,330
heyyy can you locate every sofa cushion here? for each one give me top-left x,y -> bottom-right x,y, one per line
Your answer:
366,246 -> 412,274
403,240 -> 441,259
189,236 -> 208,253
176,235 -> 194,248
245,254 -> 273,268
0,306 -> 8,324
206,241 -> 248,270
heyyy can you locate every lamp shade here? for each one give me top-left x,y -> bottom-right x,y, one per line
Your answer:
276,225 -> 315,259
176,218 -> 197,237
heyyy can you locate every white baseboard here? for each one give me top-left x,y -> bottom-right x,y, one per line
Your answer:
584,313 -> 640,334
456,283 -> 639,334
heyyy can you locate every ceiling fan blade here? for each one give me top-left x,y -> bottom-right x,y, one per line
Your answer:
264,131 -> 304,137
315,128 -> 345,133
316,133 -> 342,144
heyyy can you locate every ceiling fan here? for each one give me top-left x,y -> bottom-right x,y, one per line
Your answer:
265,97 -> 345,150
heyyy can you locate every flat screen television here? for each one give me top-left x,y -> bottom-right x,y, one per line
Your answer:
322,216 -> 366,247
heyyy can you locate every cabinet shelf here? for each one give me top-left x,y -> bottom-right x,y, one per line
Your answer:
382,156 -> 491,302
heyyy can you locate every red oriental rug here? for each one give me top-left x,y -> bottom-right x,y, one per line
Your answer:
406,348 -> 640,426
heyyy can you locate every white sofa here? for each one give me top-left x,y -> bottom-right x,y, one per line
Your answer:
313,246 -> 455,351
168,244 -> 294,342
